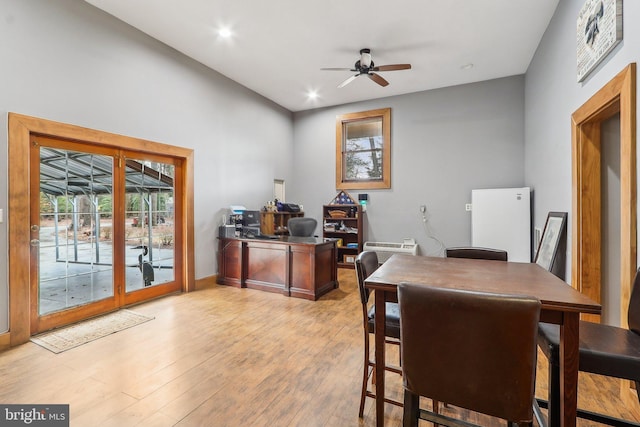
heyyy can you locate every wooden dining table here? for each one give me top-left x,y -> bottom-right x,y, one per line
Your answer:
364,254 -> 601,427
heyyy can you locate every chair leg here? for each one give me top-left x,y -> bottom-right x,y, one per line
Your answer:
546,359 -> 560,427
403,390 -> 420,427
359,330 -> 369,418
358,369 -> 368,417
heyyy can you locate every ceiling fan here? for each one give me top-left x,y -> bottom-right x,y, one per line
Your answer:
322,48 -> 411,88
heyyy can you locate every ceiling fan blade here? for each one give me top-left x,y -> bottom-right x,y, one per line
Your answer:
368,73 -> 389,87
371,64 -> 412,72
321,67 -> 355,71
338,74 -> 359,88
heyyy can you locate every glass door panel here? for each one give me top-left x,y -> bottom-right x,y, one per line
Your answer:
38,147 -> 114,315
30,134 -> 184,334
124,159 -> 175,293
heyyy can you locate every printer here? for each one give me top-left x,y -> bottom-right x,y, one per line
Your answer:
279,203 -> 301,212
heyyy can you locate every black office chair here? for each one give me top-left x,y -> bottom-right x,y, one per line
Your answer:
399,283 -> 540,427
446,246 -> 508,261
537,267 -> 640,427
355,251 -> 404,417
287,217 -> 317,237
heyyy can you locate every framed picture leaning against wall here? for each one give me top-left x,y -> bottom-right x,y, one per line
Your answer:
535,212 -> 568,280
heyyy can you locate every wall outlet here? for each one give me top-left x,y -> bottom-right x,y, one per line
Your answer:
465,203 -> 472,211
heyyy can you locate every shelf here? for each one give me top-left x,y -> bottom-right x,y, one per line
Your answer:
324,230 -> 358,235
260,211 -> 304,235
324,217 -> 358,220
323,204 -> 365,269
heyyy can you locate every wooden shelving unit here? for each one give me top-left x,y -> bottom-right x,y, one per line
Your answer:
260,211 -> 304,235
322,204 -> 364,269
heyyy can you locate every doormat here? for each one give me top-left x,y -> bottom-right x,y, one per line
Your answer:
30,309 -> 154,354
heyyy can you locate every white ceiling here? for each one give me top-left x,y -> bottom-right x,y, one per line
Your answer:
84,0 -> 560,112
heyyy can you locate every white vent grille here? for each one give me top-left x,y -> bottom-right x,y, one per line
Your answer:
363,238 -> 418,263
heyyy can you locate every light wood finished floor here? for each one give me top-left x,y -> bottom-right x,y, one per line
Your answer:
1,268 -> 639,426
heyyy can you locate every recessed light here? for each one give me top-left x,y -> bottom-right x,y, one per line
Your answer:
461,63 -> 474,70
218,27 -> 232,38
307,90 -> 319,100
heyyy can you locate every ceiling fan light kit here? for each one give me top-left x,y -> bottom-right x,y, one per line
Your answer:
359,48 -> 372,68
321,48 -> 411,88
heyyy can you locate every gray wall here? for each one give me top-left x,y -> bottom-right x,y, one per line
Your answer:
0,0 -> 293,333
291,76 -> 526,256
602,115 -> 621,325
524,0 -> 640,326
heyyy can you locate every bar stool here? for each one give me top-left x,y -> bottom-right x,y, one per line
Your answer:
399,283 -> 540,427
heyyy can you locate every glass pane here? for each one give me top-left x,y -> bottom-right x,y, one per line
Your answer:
344,116 -> 384,182
344,149 -> 383,180
345,118 -> 382,140
39,148 -> 114,315
345,136 -> 383,151
125,159 -> 175,292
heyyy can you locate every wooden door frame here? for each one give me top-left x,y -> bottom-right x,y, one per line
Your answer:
7,113 -> 195,347
572,63 -> 636,326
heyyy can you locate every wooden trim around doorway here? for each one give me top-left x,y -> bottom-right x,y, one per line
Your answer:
572,63 -> 636,325
7,113 -> 195,347
573,63 -> 637,407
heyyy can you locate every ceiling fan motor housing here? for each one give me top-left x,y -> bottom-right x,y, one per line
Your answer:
359,48 -> 372,69
354,60 -> 375,73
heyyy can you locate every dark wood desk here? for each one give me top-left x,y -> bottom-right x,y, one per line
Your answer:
217,236 -> 338,300
364,254 -> 601,427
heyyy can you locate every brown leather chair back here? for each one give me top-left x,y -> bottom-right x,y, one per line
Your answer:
398,283 -> 540,424
355,251 -> 379,305
446,246 -> 508,261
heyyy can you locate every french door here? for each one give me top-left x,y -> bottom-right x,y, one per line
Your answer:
30,135 -> 183,333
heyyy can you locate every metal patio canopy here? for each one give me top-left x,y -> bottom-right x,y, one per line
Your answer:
38,146 -> 174,265
39,146 -> 173,197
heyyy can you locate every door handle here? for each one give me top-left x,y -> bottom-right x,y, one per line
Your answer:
30,239 -> 40,246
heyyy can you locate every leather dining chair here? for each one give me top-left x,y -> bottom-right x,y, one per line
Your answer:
355,251 -> 403,417
398,283 -> 540,427
537,267 -> 640,427
446,246 -> 508,261
287,217 -> 317,237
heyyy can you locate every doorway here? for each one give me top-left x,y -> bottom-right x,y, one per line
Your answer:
31,135 -> 184,333
8,114 -> 194,345
572,63 -> 636,326
274,179 -> 285,202
571,63 -> 637,408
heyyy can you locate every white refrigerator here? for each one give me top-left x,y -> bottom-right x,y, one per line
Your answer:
471,187 -> 531,263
